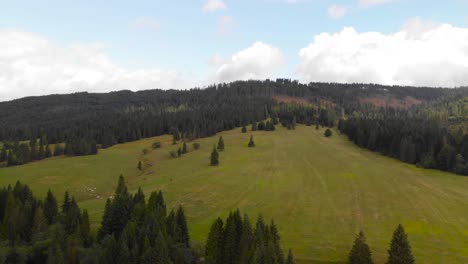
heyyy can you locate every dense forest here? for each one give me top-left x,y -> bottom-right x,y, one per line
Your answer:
0,80 -> 466,174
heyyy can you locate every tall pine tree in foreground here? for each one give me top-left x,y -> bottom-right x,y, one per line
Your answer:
217,136 -> 225,151
205,218 -> 224,264
349,231 -> 373,264
211,147 -> 219,166
387,225 -> 415,264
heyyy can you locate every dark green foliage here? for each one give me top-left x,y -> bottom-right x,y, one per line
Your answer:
182,142 -> 188,154
241,126 -> 247,133
248,135 -> 255,148
205,210 -> 287,264
217,136 -> 225,152
44,190 -> 58,225
387,225 -> 415,264
286,249 -> 295,264
324,128 -> 333,138
349,231 -> 373,264
137,161 -> 142,171
193,142 -> 200,150
211,147 -> 219,166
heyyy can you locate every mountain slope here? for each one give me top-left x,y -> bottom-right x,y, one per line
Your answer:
0,125 -> 467,263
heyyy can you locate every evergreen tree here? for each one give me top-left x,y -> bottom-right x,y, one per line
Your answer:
182,141 -> 188,154
217,136 -> 225,152
248,135 -> 255,148
81,209 -> 92,247
324,128 -> 333,137
62,191 -> 71,214
349,231 -> 373,264
0,146 -> 7,162
175,206 -> 190,247
44,190 -> 58,225
137,161 -> 142,171
205,217 -> 224,264
286,249 -> 295,264
211,147 -> 219,166
387,225 -> 415,264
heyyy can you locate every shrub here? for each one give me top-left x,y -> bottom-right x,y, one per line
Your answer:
324,129 -> 333,137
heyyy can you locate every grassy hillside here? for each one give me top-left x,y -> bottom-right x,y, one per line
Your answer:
0,125 -> 467,263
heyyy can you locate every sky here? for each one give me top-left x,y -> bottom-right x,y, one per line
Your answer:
1,0 -> 468,101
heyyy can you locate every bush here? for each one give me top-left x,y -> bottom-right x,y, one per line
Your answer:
324,129 -> 333,137
152,142 -> 162,149
193,142 -> 200,150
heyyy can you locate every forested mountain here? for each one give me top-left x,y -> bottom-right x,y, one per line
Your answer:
0,80 -> 467,174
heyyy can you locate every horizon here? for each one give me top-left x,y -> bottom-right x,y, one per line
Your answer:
1,0 -> 468,101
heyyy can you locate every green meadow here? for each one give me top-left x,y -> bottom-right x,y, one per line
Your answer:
0,125 -> 467,263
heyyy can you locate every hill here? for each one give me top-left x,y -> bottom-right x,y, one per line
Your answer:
0,125 -> 467,263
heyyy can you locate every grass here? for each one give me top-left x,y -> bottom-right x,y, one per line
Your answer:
1,125 -> 468,263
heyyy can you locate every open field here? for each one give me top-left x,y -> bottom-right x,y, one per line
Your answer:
0,125 -> 467,263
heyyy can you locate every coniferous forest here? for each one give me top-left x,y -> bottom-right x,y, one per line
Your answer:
0,80 -> 466,175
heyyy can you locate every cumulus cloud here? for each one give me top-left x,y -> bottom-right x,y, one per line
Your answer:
128,17 -> 160,30
203,0 -> 227,12
358,0 -> 396,7
297,18 -> 468,87
0,29 -> 188,101
209,42 -> 286,83
328,4 -> 348,20
218,15 -> 235,34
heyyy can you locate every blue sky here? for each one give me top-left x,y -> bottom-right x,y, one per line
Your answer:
0,0 -> 468,100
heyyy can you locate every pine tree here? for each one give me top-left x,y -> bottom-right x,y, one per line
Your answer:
387,225 -> 415,264
182,141 -> 188,154
286,249 -> 295,264
248,135 -> 255,148
211,147 -> 219,166
324,128 -> 333,137
62,191 -> 71,214
175,206 -> 190,247
205,217 -> 224,264
0,146 -> 7,162
137,161 -> 142,171
81,209 -> 92,247
44,190 -> 58,224
349,231 -> 373,264
217,136 -> 225,152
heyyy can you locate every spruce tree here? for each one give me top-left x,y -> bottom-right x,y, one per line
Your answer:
81,209 -> 92,247
217,136 -> 225,152
248,135 -> 255,148
324,128 -> 333,137
211,147 -> 219,166
205,217 -> 224,264
286,249 -> 295,264
44,190 -> 58,224
349,231 -> 373,264
175,206 -> 190,247
387,225 -> 415,264
182,141 -> 188,154
62,191 -> 71,214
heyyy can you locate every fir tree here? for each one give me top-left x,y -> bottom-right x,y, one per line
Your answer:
248,135 -> 255,148
44,190 -> 58,224
182,141 -> 188,154
286,249 -> 295,264
175,206 -> 190,247
211,147 -> 219,166
387,225 -> 415,264
62,191 -> 71,214
81,209 -> 92,247
205,218 -> 224,264
349,231 -> 373,264
217,136 -> 225,152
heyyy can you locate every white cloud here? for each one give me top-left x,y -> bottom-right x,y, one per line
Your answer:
203,0 -> 227,12
297,18 -> 468,87
128,17 -> 160,30
358,0 -> 396,7
328,4 -> 348,20
209,42 -> 286,83
0,29 -> 188,101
